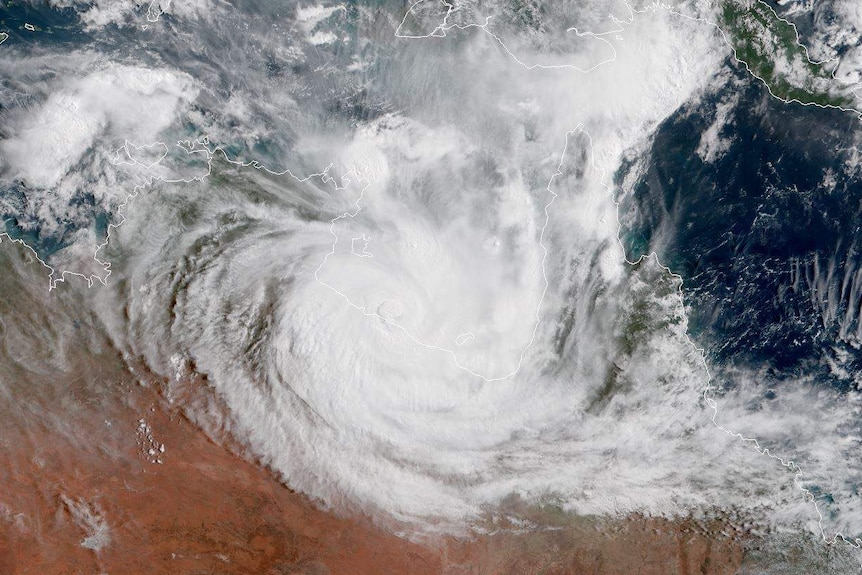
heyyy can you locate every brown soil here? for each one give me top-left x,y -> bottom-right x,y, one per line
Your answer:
0,242 -> 746,575
0,372 -> 444,575
0,371 -> 746,575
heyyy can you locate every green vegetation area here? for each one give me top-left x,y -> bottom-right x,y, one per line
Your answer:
719,0 -> 856,109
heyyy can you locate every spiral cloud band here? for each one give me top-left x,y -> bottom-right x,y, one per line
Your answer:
86,4 -> 827,536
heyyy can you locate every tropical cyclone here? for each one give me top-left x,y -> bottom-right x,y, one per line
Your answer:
314,115 -> 553,380
87,2 -> 816,537
4,0 -> 860,566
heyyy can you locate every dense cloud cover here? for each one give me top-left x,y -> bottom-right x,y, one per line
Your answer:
2,0 -> 862,560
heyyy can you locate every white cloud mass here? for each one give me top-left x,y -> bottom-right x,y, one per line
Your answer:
5,0 -> 862,561
0,64 -> 196,189
94,1 -> 805,534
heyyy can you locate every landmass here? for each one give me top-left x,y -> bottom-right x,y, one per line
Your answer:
718,0 -> 858,109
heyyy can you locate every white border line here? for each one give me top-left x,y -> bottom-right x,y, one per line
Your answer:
398,0 -> 862,555
6,0 -> 860,556
311,127 -> 580,382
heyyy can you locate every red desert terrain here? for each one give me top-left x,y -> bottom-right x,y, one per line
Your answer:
0,242 -> 744,575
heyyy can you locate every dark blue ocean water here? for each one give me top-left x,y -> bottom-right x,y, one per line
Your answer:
0,1 -> 91,46
617,64 -> 862,391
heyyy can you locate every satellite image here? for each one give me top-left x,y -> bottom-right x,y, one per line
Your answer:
2,0 -> 862,573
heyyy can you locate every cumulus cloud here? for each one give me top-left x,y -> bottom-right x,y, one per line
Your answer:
696,91 -> 738,163
0,51 -> 199,282
48,0 -> 223,30
93,2 -> 828,539
775,0 -> 862,79
0,64 -> 196,189
8,0 -> 857,555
